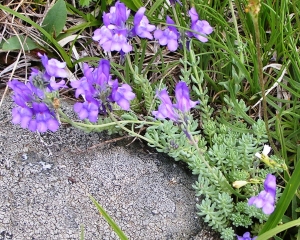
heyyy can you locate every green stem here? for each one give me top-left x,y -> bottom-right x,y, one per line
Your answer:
58,108 -> 160,130
59,107 -> 163,148
252,14 -> 278,155
172,5 -> 191,85
229,0 -> 244,65
171,5 -> 180,30
291,0 -> 300,31
189,48 -> 204,95
125,54 -> 146,84
125,54 -> 135,74
107,111 -> 164,148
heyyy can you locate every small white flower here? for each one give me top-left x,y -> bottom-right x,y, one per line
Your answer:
262,145 -> 271,155
255,145 -> 271,159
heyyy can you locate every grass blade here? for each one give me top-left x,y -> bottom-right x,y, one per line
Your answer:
89,195 -> 128,240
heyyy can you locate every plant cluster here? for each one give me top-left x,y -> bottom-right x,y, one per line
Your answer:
1,0 -> 300,240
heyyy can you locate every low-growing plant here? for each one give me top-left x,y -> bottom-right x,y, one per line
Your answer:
1,0 -> 300,239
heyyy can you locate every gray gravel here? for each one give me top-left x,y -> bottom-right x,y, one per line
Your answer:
0,92 -> 218,240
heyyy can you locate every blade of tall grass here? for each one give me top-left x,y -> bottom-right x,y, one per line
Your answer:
89,195 -> 128,240
257,218 -> 300,240
147,0 -> 164,16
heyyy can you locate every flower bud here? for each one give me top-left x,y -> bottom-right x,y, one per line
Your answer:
232,180 -> 248,189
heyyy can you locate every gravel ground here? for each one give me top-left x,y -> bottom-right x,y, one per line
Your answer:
0,92 -> 218,240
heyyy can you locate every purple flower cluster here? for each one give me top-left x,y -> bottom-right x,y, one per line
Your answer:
154,7 -> 213,51
152,81 -> 198,121
71,59 -> 135,122
93,1 -> 155,53
8,54 -> 68,133
93,2 -> 213,53
28,53 -> 67,99
236,232 -> 257,240
92,1 -> 131,53
248,174 -> 277,215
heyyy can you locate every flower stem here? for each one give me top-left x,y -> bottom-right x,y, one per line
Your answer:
57,108 -> 160,130
107,110 -> 164,148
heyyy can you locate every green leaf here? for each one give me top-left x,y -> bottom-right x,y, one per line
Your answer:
120,0 -> 142,11
80,225 -> 84,240
79,0 -> 91,7
147,0 -> 164,16
273,236 -> 283,240
89,195 -> 129,240
42,0 -> 67,37
257,218 -> 300,240
1,35 -> 38,51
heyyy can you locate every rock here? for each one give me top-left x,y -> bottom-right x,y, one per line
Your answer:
0,92 -> 218,239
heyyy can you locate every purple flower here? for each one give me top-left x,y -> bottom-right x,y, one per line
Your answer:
133,7 -> 156,39
73,96 -> 99,123
152,81 -> 198,121
104,1 -> 130,28
8,78 -> 61,132
152,89 -> 179,121
92,1 -> 132,53
93,26 -> 113,51
111,28 -> 132,53
71,60 -> 110,97
188,7 -> 213,42
71,60 -> 111,98
154,16 -> 180,51
8,54 -> 68,133
71,59 -> 136,120
248,174 -> 276,214
8,79 -> 33,104
49,78 -> 67,91
169,0 -> 182,6
28,68 -> 49,98
71,76 -> 93,99
28,102 -> 60,133
9,91 -> 59,132
236,232 -> 257,240
28,67 -> 67,98
93,24 -> 132,54
94,59 -> 111,86
38,53 -> 69,78
109,79 -> 136,110
11,103 -> 33,129
173,81 -> 198,112
25,53 -> 68,97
